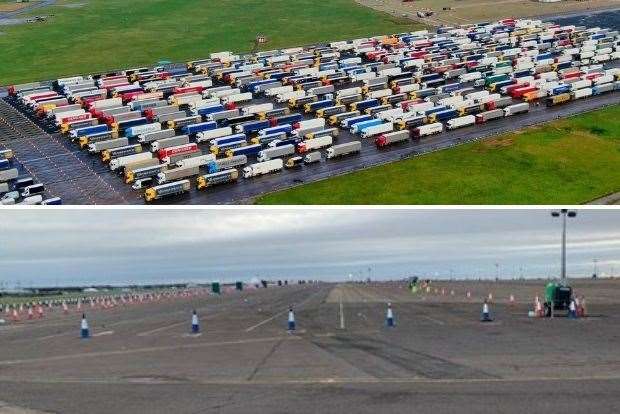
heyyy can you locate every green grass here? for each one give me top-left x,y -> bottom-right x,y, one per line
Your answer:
0,0 -> 417,85
257,104 -> 620,205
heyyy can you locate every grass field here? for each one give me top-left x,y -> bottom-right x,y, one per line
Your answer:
257,104 -> 620,205
0,0 -> 416,85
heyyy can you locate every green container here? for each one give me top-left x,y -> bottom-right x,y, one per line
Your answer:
545,282 -> 557,302
211,282 -> 221,294
235,281 -> 243,291
485,74 -> 509,86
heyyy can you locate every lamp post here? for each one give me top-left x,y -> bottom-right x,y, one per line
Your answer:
551,209 -> 577,285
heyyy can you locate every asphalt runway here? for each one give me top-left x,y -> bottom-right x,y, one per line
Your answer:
1,281 -> 619,413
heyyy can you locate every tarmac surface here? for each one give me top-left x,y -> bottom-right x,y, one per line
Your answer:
1,280 -> 619,413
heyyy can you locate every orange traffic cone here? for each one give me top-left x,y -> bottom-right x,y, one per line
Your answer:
12,308 -> 20,322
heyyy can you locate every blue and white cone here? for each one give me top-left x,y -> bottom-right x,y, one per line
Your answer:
80,314 -> 90,339
191,310 -> 200,333
386,303 -> 395,327
481,302 -> 492,322
287,308 -> 295,331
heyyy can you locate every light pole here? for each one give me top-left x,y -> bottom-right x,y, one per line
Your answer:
551,209 -> 577,285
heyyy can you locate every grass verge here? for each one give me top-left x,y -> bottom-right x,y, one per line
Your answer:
0,0 -> 417,84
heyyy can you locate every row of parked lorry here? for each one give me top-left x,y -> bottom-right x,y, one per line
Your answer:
7,17 -> 620,203
0,149 -> 61,205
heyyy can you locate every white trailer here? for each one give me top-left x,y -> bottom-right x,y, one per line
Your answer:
360,122 -> 394,139
413,122 -> 443,137
109,153 -> 153,171
195,127 -> 234,143
0,168 -> 18,182
242,159 -> 284,178
241,103 -> 273,115
257,144 -> 295,162
446,115 -> 476,130
175,154 -> 216,168
572,87 -> 593,99
221,92 -> 253,104
265,85 -> 293,97
326,141 -> 361,159
503,103 -> 530,116
297,135 -> 333,153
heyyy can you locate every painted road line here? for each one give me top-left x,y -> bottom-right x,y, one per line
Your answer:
92,330 -> 114,337
419,314 -> 446,326
136,321 -> 186,337
245,288 -> 326,332
0,335 -> 302,366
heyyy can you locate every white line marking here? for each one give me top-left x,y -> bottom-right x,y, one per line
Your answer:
136,321 -> 186,337
0,336 -> 301,366
245,288 -> 325,332
92,331 -> 114,337
245,309 -> 288,332
420,315 -> 446,325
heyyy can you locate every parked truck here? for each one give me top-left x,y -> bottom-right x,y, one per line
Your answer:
242,159 -> 284,178
196,169 -> 239,189
257,144 -> 295,162
109,152 -> 154,172
326,141 -> 361,159
157,165 -> 200,184
446,115 -> 476,130
176,154 -> 216,168
375,130 -> 410,148
503,103 -> 530,116
125,163 -> 168,184
297,135 -> 333,153
412,122 -> 443,137
144,180 -> 191,202
206,155 -> 247,174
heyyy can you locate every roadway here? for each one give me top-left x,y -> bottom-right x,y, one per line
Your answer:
0,281 -> 619,413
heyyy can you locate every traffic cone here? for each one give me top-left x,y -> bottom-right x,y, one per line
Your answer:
37,305 -> 44,318
580,296 -> 587,317
534,296 -> 543,317
191,310 -> 200,334
386,303 -> 395,327
488,293 -> 493,302
77,299 -> 82,311
466,290 -> 471,299
62,301 -> 68,314
80,314 -> 90,339
11,308 -> 20,322
450,289 -> 455,296
509,294 -> 515,306
27,307 -> 34,320
481,300 -> 492,322
287,307 -> 296,331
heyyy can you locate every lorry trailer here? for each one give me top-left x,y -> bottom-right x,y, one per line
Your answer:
144,180 -> 191,202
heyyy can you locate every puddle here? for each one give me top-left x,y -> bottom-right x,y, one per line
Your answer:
61,2 -> 87,8
0,18 -> 28,26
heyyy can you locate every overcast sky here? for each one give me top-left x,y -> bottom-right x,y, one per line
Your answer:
1,209 -> 618,288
